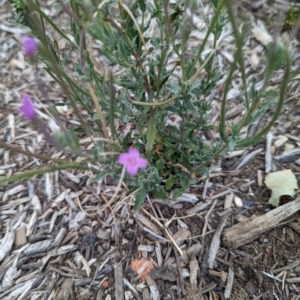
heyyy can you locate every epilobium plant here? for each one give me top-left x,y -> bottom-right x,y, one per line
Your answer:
2,0 -> 292,209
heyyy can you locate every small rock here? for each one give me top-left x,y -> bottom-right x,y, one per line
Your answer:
128,218 -> 134,225
10,58 -> 25,69
125,290 -> 134,300
234,196 -> 243,208
181,268 -> 190,278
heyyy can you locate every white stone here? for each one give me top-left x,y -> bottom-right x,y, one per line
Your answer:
234,196 -> 243,208
125,291 -> 134,300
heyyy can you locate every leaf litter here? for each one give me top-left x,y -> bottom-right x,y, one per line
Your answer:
265,169 -> 298,207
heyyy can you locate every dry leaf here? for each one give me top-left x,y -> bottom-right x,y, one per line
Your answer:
265,169 -> 298,207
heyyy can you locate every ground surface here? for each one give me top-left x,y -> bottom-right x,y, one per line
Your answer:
1,0 -> 300,300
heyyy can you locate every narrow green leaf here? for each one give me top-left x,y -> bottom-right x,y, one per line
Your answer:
90,171 -> 114,183
172,187 -> 185,199
138,0 -> 146,12
146,116 -> 157,154
134,188 -> 147,210
153,188 -> 168,200
165,175 -> 177,191
155,157 -> 164,174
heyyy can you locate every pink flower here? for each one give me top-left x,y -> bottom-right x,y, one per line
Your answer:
118,148 -> 148,176
20,94 -> 36,121
21,36 -> 38,57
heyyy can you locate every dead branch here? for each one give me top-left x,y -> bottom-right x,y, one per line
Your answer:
222,198 -> 300,248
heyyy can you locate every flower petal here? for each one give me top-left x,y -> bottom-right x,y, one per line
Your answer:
136,157 -> 148,168
22,36 -> 38,57
118,153 -> 130,165
126,164 -> 139,176
128,147 -> 140,158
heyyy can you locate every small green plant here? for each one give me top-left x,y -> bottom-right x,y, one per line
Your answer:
283,0 -> 300,31
2,0 -> 292,210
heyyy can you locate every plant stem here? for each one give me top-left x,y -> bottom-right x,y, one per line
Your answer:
0,141 -> 66,164
225,0 -> 249,109
87,83 -> 110,143
0,163 -> 93,184
188,0 -> 225,78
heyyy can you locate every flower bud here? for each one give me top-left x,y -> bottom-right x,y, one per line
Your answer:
20,94 -> 36,121
21,36 -> 38,58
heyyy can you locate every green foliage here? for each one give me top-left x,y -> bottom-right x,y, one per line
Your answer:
8,0 -> 29,26
283,1 -> 300,31
4,0 -> 292,210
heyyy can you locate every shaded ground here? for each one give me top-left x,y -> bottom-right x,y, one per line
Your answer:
1,0 -> 300,299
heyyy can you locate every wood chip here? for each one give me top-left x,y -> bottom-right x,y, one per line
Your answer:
155,242 -> 163,266
274,148 -> 300,163
0,227 -> 15,262
208,213 -> 229,269
142,287 -> 151,300
224,267 -> 234,299
55,278 -> 73,300
236,148 -> 263,170
3,185 -> 26,202
190,257 -> 199,290
224,192 -> 233,209
138,245 -> 154,252
23,239 -> 53,255
208,269 -> 228,284
123,278 -> 142,300
274,135 -> 288,148
173,228 -> 191,246
223,197 -> 300,248
133,212 -> 162,235
186,199 -> 213,214
15,224 -> 27,247
145,274 -> 160,300
114,263 -> 124,300
149,265 -> 178,282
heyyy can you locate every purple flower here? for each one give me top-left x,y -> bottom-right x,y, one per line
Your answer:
20,94 -> 36,121
118,148 -> 148,176
21,36 -> 38,57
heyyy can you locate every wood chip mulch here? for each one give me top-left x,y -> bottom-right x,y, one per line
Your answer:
1,0 -> 300,299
